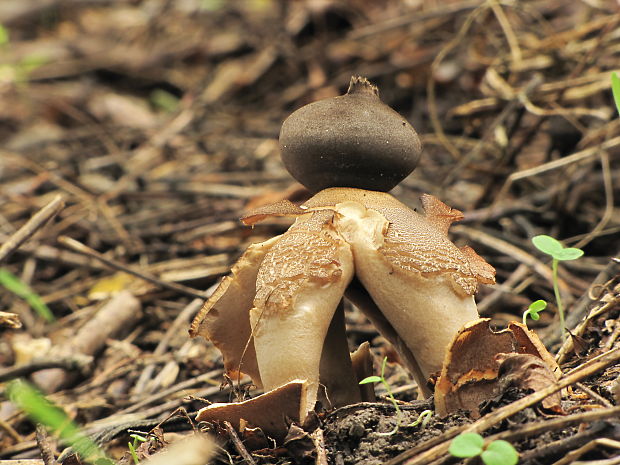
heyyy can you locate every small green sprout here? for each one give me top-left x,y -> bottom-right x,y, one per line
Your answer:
0,24 -> 47,85
128,433 -> 148,464
449,432 -> 518,465
522,299 -> 547,327
360,356 -> 402,435
0,24 -> 9,46
611,72 -> 620,115
7,380 -> 113,465
532,235 -> 583,338
150,89 -> 179,113
0,268 -> 54,322
407,409 -> 433,429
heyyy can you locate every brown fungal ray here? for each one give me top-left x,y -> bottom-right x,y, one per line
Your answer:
350,341 -> 377,402
434,318 -> 559,417
420,193 -> 464,235
249,209 -> 355,415
189,235 -> 282,386
317,301 -> 363,409
508,321 -> 561,377
305,187 -> 495,295
196,380 -> 308,443
460,245 -> 496,286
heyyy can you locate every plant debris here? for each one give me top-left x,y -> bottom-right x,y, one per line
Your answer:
0,1 -> 619,464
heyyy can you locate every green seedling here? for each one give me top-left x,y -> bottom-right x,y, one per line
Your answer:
522,299 -> 547,327
0,24 -> 9,46
7,380 -> 114,465
407,409 -> 433,429
612,72 -> 620,115
128,433 -> 147,464
200,0 -> 225,11
150,89 -> 179,113
360,356 -> 402,435
449,432 -> 518,465
532,235 -> 583,338
0,268 -> 54,322
0,23 -> 47,85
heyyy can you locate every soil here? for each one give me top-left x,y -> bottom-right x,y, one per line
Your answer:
322,403 -> 468,465
1,1 -> 619,465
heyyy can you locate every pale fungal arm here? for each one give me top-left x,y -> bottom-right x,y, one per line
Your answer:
308,188 -> 495,394
249,210 -> 355,417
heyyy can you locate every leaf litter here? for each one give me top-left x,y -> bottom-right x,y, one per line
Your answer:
1,1 -> 619,464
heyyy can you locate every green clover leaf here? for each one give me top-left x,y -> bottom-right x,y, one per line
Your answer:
449,433 -> 484,458
532,235 -> 563,257
481,440 -> 519,465
554,248 -> 584,261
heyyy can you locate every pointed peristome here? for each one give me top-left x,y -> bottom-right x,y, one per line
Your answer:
346,75 -> 379,97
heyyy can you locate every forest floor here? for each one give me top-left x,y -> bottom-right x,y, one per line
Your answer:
0,1 -> 619,464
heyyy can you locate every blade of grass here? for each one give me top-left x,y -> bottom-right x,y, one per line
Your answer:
0,269 -> 54,322
7,380 -> 114,464
611,72 -> 620,115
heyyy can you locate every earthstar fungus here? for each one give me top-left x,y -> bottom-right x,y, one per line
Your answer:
190,77 -> 496,425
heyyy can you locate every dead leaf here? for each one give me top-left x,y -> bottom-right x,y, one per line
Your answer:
567,328 -> 590,357
434,318 -> 560,417
283,424 -> 315,463
495,353 -> 563,412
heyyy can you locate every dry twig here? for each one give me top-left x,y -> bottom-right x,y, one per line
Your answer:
0,195 -> 64,263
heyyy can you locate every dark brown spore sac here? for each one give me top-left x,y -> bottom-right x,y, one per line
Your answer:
279,76 -> 422,193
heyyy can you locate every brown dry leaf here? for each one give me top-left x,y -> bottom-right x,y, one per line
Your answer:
567,328 -> 591,357
495,353 -> 563,412
283,424 -> 316,463
434,318 -> 559,417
